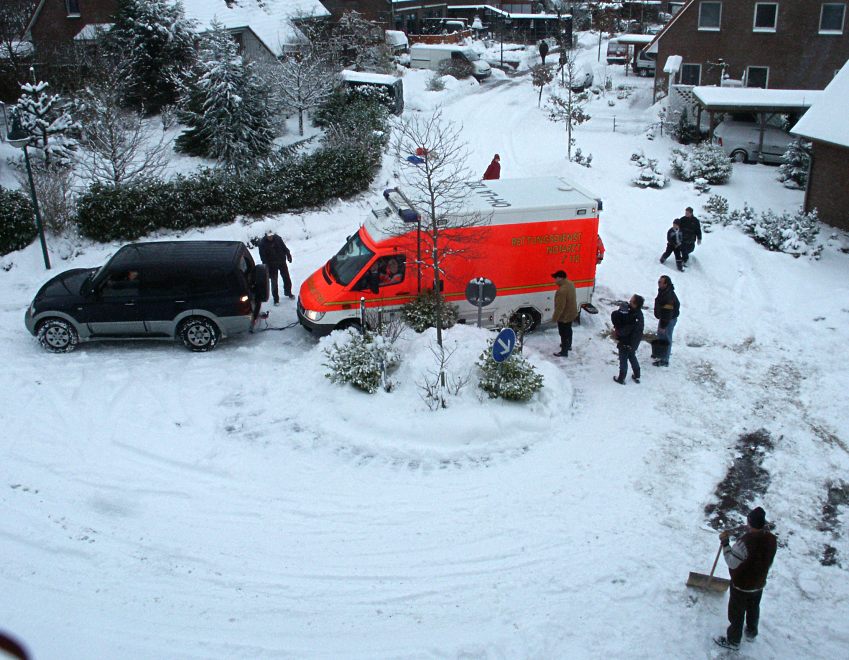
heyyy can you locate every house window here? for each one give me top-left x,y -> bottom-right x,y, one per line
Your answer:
680,63 -> 701,85
65,0 -> 81,17
698,2 -> 722,30
746,66 -> 769,88
753,3 -> 778,31
820,3 -> 846,33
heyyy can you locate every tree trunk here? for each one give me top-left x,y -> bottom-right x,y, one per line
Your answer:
298,109 -> 304,136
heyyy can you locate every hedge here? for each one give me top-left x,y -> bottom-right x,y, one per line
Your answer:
0,187 -> 37,256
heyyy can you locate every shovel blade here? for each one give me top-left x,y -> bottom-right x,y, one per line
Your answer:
686,572 -> 731,593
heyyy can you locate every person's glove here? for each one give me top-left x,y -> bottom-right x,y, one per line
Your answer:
697,238 -> 702,245
287,255 -> 293,263
719,530 -> 730,546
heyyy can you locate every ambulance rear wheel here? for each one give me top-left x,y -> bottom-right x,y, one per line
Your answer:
511,308 -> 540,333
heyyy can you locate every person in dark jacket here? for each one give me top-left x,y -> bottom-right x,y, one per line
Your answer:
483,154 -> 501,180
677,207 -> 702,266
612,294 -> 644,384
258,230 -> 293,304
714,507 -> 778,650
653,275 -> 679,366
659,219 -> 684,272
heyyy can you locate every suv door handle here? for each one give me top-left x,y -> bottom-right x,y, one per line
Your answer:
124,302 -> 135,306
174,300 -> 186,303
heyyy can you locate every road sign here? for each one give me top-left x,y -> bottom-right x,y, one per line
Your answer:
465,278 -> 496,307
492,327 -> 516,363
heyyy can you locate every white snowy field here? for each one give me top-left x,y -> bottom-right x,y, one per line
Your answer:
2,40 -> 849,659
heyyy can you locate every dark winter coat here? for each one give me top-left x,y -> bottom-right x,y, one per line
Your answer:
724,529 -> 777,591
654,285 -> 680,326
678,214 -> 702,245
258,234 -> 291,266
611,304 -> 644,350
666,226 -> 682,247
483,158 -> 501,180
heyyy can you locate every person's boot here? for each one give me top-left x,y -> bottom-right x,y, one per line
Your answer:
713,636 -> 740,650
613,376 -> 625,385
631,373 -> 641,383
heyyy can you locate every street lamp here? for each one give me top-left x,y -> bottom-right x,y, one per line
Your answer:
7,125 -> 51,270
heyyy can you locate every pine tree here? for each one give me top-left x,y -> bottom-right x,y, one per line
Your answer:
175,21 -> 275,172
776,139 -> 811,189
106,0 -> 197,113
12,77 -> 78,167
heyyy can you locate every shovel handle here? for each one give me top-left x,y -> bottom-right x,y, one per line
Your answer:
706,543 -> 723,589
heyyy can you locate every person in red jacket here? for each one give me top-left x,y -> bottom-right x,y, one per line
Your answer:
483,154 -> 501,180
714,507 -> 778,650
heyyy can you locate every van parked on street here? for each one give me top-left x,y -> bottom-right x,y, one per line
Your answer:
409,44 -> 492,80
25,241 -> 269,352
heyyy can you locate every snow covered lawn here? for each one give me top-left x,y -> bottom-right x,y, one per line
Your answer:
2,42 -> 849,659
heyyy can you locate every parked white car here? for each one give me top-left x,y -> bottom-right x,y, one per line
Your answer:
712,119 -> 794,164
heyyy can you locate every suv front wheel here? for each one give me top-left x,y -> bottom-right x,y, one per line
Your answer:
37,318 -> 79,353
179,317 -> 219,352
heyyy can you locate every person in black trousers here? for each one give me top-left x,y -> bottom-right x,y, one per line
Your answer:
258,230 -> 293,305
677,207 -> 702,266
660,219 -> 684,271
612,294 -> 645,384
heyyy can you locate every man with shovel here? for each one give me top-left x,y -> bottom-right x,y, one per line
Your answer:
714,507 -> 777,650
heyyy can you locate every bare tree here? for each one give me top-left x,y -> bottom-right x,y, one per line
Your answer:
76,73 -> 168,187
392,109 -> 489,351
546,51 -> 591,161
0,0 -> 36,69
272,47 -> 335,136
330,10 -> 393,73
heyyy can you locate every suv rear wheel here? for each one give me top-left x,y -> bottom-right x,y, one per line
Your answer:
37,318 -> 79,353
179,317 -> 219,352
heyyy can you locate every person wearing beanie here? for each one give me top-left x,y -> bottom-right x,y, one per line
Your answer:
714,507 -> 778,650
258,229 -> 294,305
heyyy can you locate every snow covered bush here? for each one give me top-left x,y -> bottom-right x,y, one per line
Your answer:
15,164 -> 76,233
702,195 -> 730,229
402,290 -> 459,333
324,329 -> 400,394
630,151 -> 668,188
426,74 -> 446,92
573,148 -> 593,168
742,207 -> 822,257
776,139 -> 811,190
476,342 -> 544,401
693,177 -> 711,195
670,142 -> 732,185
11,79 -> 78,167
0,187 -> 36,256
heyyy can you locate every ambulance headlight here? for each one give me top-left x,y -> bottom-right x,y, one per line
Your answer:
304,309 -> 325,322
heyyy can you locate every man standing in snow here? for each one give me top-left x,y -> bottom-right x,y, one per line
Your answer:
677,207 -> 702,267
552,270 -> 578,357
483,154 -> 501,180
714,507 -> 777,650
659,219 -> 684,271
653,275 -> 679,366
259,230 -> 294,305
612,294 -> 644,384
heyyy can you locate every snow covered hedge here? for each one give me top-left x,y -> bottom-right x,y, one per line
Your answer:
402,290 -> 459,333
324,329 -> 400,394
476,343 -> 544,402
670,142 -> 732,185
0,188 -> 37,257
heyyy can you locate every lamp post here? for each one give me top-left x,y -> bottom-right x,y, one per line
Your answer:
7,127 -> 51,270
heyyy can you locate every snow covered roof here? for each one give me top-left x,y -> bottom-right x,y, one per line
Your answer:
663,55 -> 682,74
613,34 -> 655,45
790,63 -> 849,148
385,30 -> 408,48
692,87 -> 823,112
180,0 -> 330,55
447,5 -> 568,20
73,24 -> 114,42
340,70 -> 400,85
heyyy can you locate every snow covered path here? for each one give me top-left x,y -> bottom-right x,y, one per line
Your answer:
2,57 -> 849,659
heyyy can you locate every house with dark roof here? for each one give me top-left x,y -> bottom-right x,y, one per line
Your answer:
791,60 -> 849,231
647,0 -> 849,101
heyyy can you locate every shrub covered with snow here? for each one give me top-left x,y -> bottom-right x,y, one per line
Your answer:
476,343 -> 544,401
324,329 -> 400,394
701,194 -> 730,229
630,151 -> 668,189
776,139 -> 811,190
402,290 -> 459,333
0,188 -> 36,256
670,142 -> 732,184
742,207 -> 822,257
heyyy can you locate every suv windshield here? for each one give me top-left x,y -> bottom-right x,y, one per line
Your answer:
329,232 -> 375,286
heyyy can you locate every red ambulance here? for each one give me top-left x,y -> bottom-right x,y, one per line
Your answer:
297,177 -> 602,335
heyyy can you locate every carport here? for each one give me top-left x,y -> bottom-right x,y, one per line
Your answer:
691,87 -> 823,162
614,33 -> 655,75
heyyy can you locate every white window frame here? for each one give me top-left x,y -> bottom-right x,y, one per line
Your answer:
698,2 -> 722,31
819,3 -> 846,34
753,3 -> 778,32
65,0 -> 81,18
745,66 -> 770,88
680,63 -> 702,85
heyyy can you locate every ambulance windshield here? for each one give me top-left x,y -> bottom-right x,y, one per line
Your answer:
329,231 -> 375,285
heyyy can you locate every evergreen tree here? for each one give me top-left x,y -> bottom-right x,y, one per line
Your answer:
777,139 -> 811,189
106,0 -> 197,113
176,22 -> 275,171
12,77 -> 78,167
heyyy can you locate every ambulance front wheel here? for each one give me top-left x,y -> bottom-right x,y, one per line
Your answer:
337,319 -> 363,333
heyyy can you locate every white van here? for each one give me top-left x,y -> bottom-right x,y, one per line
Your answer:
409,44 -> 492,80
634,50 -> 656,77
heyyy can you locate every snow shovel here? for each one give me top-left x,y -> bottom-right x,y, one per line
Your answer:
686,544 -> 731,593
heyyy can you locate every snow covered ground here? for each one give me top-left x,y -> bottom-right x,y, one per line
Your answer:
2,38 -> 849,659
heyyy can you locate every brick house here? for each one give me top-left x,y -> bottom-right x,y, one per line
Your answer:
321,1 -> 447,31
24,0 -> 330,63
649,0 -> 849,99
790,61 -> 849,231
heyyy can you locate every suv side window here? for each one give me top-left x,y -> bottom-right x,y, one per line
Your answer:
100,269 -> 141,297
